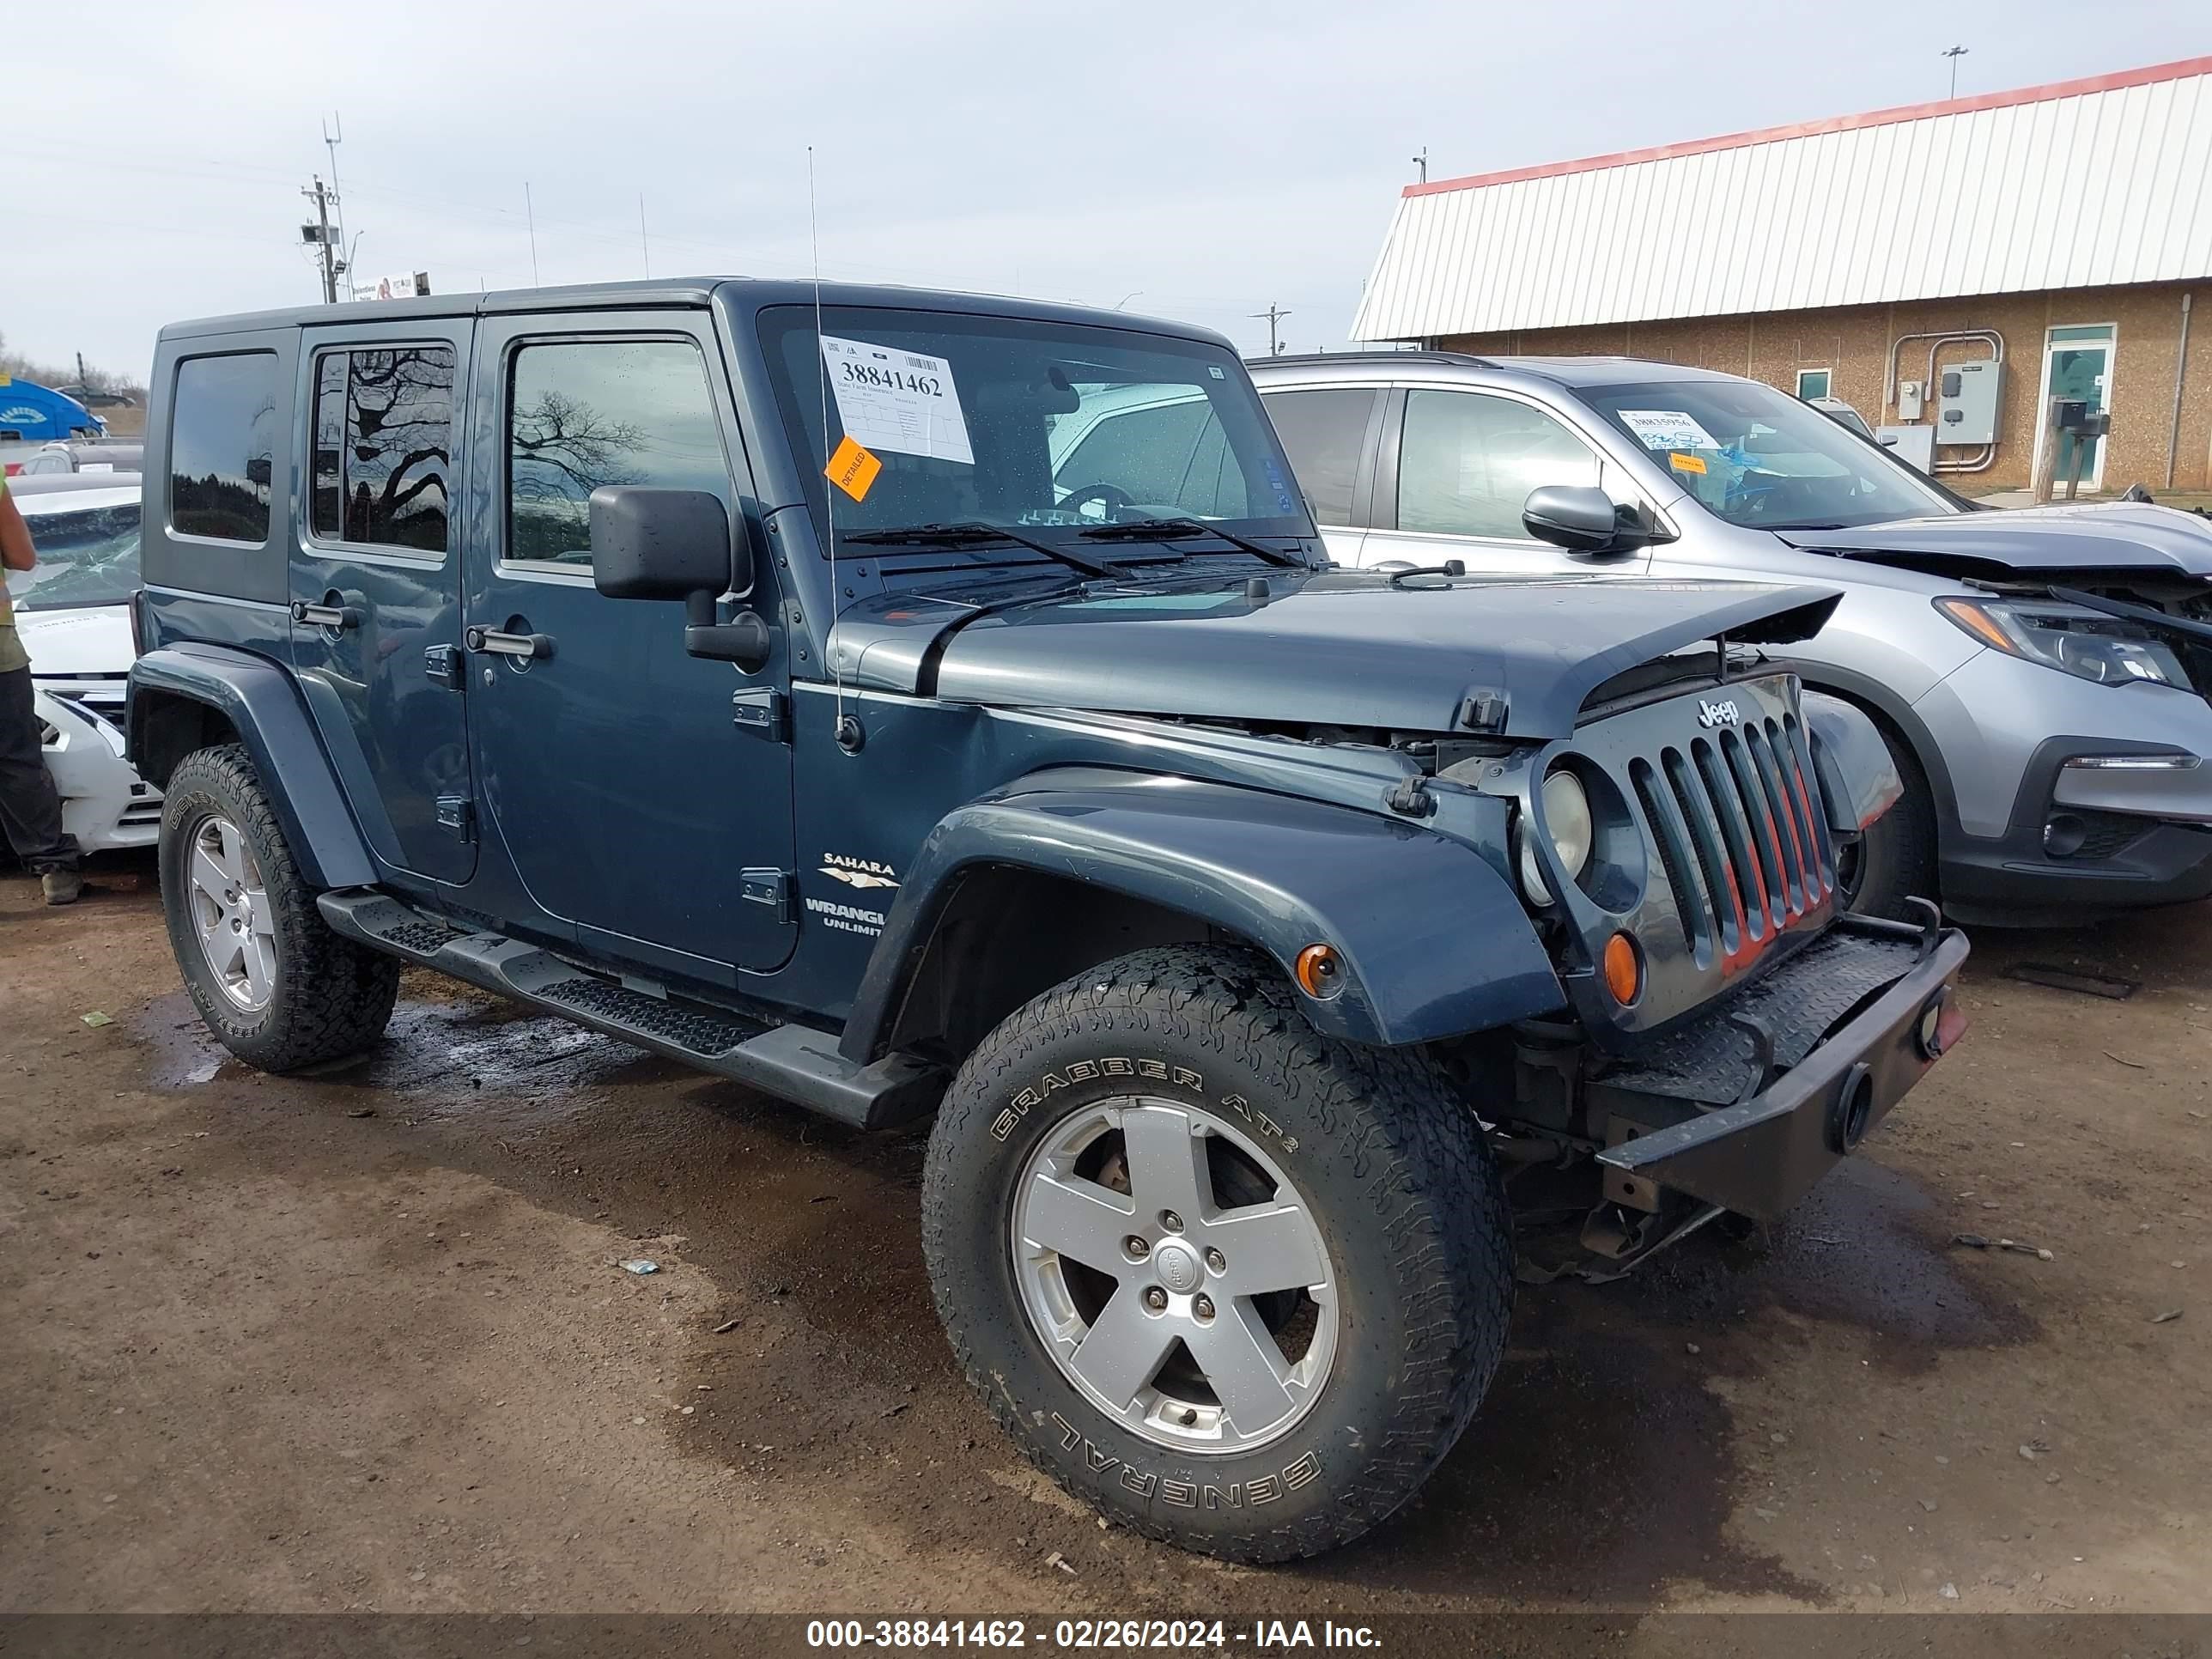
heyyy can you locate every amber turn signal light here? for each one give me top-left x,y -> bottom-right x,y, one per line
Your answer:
1601,932 -> 1643,1006
1294,943 -> 1345,1000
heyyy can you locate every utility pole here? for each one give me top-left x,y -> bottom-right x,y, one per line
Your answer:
1942,45 -> 1968,99
323,113 -> 349,294
301,175 -> 339,303
1250,304 -> 1292,356
1413,146 -> 1428,184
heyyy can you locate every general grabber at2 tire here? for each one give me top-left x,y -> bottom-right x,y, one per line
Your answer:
158,744 -> 401,1073
921,945 -> 1514,1563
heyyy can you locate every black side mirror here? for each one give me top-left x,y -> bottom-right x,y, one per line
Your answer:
589,487 -> 768,668
1523,484 -> 1641,555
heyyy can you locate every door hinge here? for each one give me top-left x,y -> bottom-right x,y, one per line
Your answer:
731,687 -> 788,743
423,643 -> 465,690
739,867 -> 793,924
435,795 -> 477,842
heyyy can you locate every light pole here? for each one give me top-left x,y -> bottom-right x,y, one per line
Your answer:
1942,45 -> 1968,100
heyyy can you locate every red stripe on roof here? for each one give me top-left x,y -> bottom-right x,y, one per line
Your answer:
1404,53 -> 2212,198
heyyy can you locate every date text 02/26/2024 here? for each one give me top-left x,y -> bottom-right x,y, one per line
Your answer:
805,1620 -> 1382,1650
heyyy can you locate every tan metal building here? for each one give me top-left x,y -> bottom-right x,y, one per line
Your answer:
1352,57 -> 2212,494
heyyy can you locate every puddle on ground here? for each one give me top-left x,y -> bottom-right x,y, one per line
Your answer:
132,991 -> 676,1109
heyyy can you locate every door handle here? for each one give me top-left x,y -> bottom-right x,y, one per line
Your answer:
465,625 -> 556,661
290,600 -> 362,630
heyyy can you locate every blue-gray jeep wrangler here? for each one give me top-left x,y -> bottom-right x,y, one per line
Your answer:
129,279 -> 1965,1562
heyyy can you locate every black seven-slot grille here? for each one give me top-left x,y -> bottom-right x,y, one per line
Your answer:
1626,696 -> 1836,970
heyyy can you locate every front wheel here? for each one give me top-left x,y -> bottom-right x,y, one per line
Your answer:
159,744 -> 401,1072
1837,722 -> 1938,921
921,945 -> 1513,1562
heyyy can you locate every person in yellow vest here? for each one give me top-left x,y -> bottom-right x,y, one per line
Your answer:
0,471 -> 82,903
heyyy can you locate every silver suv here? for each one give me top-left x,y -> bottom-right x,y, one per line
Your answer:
1244,353 -> 2212,926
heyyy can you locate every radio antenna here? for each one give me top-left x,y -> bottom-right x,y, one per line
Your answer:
809,145 -> 852,748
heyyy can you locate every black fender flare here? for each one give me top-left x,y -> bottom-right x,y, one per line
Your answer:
128,644 -> 376,890
842,767 -> 1565,1060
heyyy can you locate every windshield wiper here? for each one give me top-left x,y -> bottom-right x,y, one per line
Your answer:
842,521 -> 1132,580
1078,517 -> 1305,568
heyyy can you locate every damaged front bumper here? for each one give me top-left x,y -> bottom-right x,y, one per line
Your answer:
1588,911 -> 1969,1224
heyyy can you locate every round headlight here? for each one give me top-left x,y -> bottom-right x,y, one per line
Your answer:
1518,768 -> 1595,901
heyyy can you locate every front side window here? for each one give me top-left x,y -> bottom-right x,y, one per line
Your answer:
4,502 -> 141,611
1260,388 -> 1376,526
170,353 -> 276,543
1581,378 -> 1957,530
1397,389 -> 1601,538
759,306 -> 1308,561
310,345 -> 456,552
506,338 -> 729,567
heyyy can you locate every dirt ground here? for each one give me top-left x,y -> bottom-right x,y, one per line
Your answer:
3,853 -> 2208,1628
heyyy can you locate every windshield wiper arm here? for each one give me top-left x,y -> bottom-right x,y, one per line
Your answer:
842,521 -> 1131,580
1078,517 -> 1304,568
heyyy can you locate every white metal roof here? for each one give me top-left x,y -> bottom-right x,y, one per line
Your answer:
1352,57 -> 2212,342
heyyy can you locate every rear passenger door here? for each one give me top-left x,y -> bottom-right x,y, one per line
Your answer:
292,319 -> 477,885
1257,386 -> 1382,568
465,311 -> 797,987
1366,387 -> 1650,578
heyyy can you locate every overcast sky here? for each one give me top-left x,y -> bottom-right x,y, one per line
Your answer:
9,0 -> 2209,380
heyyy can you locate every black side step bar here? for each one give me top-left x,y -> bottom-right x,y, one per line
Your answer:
316,890 -> 942,1130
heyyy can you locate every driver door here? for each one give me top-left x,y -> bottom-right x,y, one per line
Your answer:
1364,387 -> 1649,578
464,310 -> 797,987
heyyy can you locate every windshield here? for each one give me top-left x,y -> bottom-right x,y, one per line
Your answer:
5,501 -> 142,611
1580,379 -> 1958,530
759,306 -> 1311,556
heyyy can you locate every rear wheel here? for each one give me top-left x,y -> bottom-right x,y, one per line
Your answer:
921,945 -> 1513,1562
160,744 -> 400,1072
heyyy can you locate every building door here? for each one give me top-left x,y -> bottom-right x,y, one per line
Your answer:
2033,325 -> 2116,493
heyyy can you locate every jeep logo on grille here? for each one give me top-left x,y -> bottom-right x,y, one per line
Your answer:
1697,697 -> 1741,729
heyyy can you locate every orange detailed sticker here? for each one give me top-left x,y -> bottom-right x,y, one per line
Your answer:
825,434 -> 883,501
1668,452 -> 1708,475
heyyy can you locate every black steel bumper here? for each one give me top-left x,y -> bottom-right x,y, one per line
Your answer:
1590,915 -> 1969,1221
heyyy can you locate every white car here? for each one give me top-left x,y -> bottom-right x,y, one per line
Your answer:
36,688 -> 161,851
9,475 -> 160,849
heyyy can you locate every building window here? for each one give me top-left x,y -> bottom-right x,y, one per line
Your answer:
1258,388 -> 1377,525
1796,368 -> 1832,401
169,353 -> 277,544
309,345 -> 456,552
507,338 -> 729,568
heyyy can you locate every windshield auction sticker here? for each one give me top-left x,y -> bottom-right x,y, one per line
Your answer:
1619,409 -> 1722,452
819,334 -> 975,465
824,434 -> 883,501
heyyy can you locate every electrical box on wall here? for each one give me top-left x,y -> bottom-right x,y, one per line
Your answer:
1936,359 -> 2002,447
1876,425 -> 1936,472
1897,380 -> 1924,421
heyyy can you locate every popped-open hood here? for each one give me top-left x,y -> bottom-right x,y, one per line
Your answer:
1780,501 -> 2212,580
841,569 -> 1840,740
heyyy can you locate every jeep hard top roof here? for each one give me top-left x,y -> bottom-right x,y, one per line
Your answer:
155,277 -> 1237,353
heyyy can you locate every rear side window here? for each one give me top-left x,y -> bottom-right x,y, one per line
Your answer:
309,345 -> 456,552
170,353 -> 277,543
1259,388 -> 1376,526
507,337 -> 727,567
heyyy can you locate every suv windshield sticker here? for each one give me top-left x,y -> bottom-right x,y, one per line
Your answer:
1618,409 -> 1722,453
825,434 -> 884,502
819,334 -> 975,465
